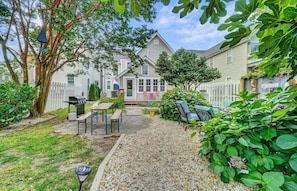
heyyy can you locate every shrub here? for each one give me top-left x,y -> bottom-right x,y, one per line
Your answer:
0,82 -> 37,128
199,87 -> 297,190
88,83 -> 99,101
160,86 -> 210,121
100,93 -> 124,109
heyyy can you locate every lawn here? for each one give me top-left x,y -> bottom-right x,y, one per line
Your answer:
0,107 -> 118,191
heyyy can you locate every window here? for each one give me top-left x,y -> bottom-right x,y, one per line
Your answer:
227,49 -> 232,64
145,79 -> 151,92
94,62 -> 99,69
209,57 -> 214,68
87,78 -> 90,90
113,68 -> 118,76
160,80 -> 165,92
250,43 -> 258,53
106,80 -> 111,90
138,79 -> 144,92
67,74 -> 74,85
142,64 -> 148,75
95,80 -> 99,86
153,79 -> 158,92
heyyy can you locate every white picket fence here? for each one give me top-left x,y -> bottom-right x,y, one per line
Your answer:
45,82 -> 82,113
196,80 -> 241,109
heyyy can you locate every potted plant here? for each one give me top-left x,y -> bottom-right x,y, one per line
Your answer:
148,108 -> 158,117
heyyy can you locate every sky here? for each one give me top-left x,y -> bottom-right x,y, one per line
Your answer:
0,1 -> 235,62
140,1 -> 235,51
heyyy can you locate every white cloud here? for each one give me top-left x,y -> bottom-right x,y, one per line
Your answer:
151,1 -> 235,50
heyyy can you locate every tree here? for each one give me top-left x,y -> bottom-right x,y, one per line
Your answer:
155,49 -> 221,90
0,0 -> 156,116
114,0 -> 296,78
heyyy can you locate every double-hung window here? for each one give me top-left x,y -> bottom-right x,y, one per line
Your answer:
138,79 -> 144,92
142,64 -> 148,75
67,74 -> 74,85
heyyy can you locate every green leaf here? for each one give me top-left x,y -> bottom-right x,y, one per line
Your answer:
289,153 -> 297,172
139,0 -> 148,5
276,134 -> 297,149
262,172 -> 284,191
283,181 -> 297,191
214,164 -> 224,174
261,128 -> 277,141
118,0 -> 126,5
222,166 -> 235,179
272,107 -> 291,120
251,155 -> 263,167
227,146 -> 238,157
262,157 -> 274,170
114,0 -> 125,14
238,136 -> 250,147
130,0 -> 140,16
214,133 -> 226,144
160,0 -> 170,6
283,7 -> 297,20
241,171 -> 262,186
268,154 -> 285,165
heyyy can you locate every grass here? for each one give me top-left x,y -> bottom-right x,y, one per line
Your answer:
0,106 -> 112,191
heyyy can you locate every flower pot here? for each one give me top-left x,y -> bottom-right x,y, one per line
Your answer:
149,111 -> 155,117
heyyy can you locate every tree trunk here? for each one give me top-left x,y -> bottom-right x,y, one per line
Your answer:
30,62 -> 52,117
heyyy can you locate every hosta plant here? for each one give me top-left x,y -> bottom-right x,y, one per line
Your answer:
199,86 -> 297,191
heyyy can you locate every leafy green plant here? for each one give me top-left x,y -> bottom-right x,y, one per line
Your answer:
199,87 -> 297,190
0,82 -> 37,128
88,83 -> 100,101
100,94 -> 124,109
160,86 -> 210,121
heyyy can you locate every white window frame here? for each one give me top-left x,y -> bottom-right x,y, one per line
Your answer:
106,80 -> 111,90
138,79 -> 144,92
250,42 -> 259,53
67,74 -> 74,85
142,64 -> 149,75
160,80 -> 165,92
145,79 -> 151,92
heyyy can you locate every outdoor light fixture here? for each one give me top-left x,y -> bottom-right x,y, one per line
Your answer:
37,28 -> 48,53
75,165 -> 92,191
36,28 -> 48,87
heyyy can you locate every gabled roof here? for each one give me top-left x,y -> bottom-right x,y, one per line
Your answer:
136,32 -> 175,54
117,32 -> 174,78
189,29 -> 258,58
116,56 -> 156,79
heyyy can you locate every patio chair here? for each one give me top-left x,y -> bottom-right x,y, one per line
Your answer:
194,105 -> 220,122
176,101 -> 199,129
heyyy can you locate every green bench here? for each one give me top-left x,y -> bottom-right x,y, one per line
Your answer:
110,109 -> 122,133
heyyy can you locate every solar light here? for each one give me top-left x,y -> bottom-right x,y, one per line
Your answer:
75,165 -> 92,191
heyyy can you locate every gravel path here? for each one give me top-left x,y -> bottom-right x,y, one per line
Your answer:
98,116 -> 251,191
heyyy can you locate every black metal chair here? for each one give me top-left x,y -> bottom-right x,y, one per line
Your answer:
176,101 -> 199,126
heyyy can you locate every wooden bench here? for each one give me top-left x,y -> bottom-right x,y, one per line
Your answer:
110,109 -> 122,133
76,112 -> 92,134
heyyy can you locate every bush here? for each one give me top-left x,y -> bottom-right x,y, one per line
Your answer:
199,87 -> 297,190
100,94 -> 124,109
160,86 -> 210,121
0,82 -> 37,128
88,83 -> 100,101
